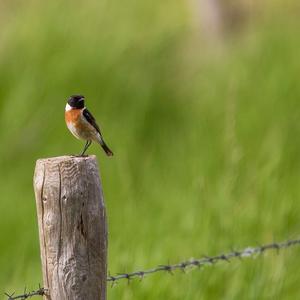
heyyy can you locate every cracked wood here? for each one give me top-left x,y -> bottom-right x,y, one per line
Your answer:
34,156 -> 107,300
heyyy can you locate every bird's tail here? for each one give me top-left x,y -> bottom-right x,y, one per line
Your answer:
100,140 -> 113,156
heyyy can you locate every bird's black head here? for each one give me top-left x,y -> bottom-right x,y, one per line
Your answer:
68,95 -> 85,109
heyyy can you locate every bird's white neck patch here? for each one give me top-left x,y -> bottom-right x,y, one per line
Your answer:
65,103 -> 73,111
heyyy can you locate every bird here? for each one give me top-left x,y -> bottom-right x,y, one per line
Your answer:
65,95 -> 113,157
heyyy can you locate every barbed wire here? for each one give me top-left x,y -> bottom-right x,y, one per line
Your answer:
5,237 -> 300,299
4,285 -> 46,300
107,237 -> 300,285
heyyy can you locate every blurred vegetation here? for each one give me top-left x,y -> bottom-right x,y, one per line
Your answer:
1,0 -> 300,299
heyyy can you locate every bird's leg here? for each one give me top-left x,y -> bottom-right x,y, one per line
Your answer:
80,140 -> 92,156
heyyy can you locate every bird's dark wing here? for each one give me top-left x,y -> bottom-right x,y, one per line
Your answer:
82,108 -> 101,134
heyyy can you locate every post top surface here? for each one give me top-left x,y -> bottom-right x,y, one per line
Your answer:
36,155 -> 97,165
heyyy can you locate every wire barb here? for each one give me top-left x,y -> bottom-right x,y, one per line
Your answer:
4,287 -> 46,300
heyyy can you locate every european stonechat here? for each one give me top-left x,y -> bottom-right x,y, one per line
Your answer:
65,95 -> 113,157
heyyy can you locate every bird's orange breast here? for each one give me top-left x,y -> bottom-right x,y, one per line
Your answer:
65,108 -> 99,141
65,109 -> 82,124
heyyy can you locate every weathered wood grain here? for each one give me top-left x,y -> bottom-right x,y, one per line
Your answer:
34,156 -> 107,300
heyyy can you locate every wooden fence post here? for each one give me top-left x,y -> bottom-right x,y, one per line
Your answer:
34,156 -> 107,300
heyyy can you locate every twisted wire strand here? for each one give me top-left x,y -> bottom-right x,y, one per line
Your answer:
5,238 -> 300,298
107,238 -> 300,284
5,286 -> 46,300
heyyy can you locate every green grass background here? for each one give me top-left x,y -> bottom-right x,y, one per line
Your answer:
1,1 -> 300,299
